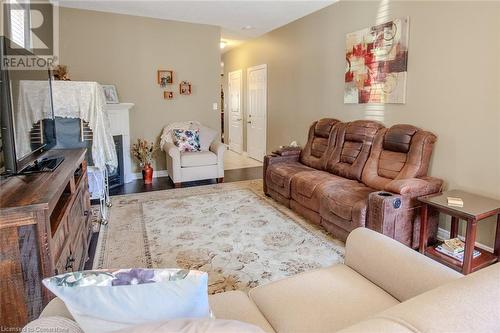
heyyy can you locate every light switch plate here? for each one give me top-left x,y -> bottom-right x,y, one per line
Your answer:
212,102 -> 218,111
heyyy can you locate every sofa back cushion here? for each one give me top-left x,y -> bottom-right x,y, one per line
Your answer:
325,120 -> 384,181
300,118 -> 340,169
345,228 -> 461,303
362,124 -> 437,191
198,125 -> 218,151
338,262 -> 499,333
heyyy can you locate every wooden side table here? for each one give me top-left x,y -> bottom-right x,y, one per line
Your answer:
418,190 -> 500,274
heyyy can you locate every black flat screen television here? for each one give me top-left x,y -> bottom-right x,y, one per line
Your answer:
0,36 -> 57,175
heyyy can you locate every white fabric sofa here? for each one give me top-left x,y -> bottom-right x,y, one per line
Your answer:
26,228 -> 500,332
161,122 -> 225,187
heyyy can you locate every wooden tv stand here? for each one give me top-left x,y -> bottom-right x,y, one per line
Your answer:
0,148 -> 92,328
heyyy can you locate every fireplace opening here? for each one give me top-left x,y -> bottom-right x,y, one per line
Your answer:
108,135 -> 124,189
38,118 -> 124,189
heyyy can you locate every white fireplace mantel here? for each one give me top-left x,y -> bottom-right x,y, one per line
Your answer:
105,103 -> 134,183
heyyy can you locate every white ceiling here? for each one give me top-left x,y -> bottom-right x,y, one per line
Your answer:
56,0 -> 336,52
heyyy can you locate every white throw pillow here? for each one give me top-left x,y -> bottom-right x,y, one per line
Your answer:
43,269 -> 210,333
114,319 -> 266,333
197,126 -> 218,151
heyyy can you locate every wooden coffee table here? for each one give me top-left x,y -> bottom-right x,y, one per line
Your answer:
418,190 -> 500,274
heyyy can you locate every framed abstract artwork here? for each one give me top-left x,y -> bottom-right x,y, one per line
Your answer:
344,17 -> 409,104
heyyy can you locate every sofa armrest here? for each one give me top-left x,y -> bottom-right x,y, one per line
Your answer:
263,154 -> 301,194
384,177 -> 443,198
164,142 -> 181,183
367,177 -> 442,248
264,153 -> 300,166
23,316 -> 83,333
210,141 -> 226,178
344,228 -> 461,302
163,142 -> 180,160
40,297 -> 73,320
210,141 -> 226,157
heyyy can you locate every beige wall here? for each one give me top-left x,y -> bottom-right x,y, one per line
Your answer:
0,2 -> 4,37
223,1 -> 500,247
59,7 -> 221,171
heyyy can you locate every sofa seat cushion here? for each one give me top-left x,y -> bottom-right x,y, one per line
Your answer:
209,291 -> 275,333
290,171 -> 353,212
266,162 -> 314,199
181,151 -> 217,167
248,264 -> 399,333
319,182 -> 376,228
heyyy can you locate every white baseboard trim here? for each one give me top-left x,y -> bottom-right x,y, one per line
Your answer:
436,228 -> 450,242
437,227 -> 494,253
131,170 -> 169,180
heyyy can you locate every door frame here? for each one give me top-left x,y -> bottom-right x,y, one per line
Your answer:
228,69 -> 243,154
246,64 -> 267,162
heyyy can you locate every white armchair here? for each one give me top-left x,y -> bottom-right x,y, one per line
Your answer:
163,127 -> 225,188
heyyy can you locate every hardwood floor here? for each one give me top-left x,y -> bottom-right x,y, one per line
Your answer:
109,166 -> 263,196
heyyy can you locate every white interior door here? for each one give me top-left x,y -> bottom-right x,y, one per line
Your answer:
228,70 -> 243,153
246,64 -> 267,161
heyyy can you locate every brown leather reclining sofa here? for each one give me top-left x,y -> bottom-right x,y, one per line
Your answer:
263,119 -> 443,248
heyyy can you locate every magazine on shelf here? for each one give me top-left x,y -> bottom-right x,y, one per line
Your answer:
443,238 -> 465,253
435,245 -> 481,262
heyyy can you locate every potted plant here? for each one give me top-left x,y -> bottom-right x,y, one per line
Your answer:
131,139 -> 158,184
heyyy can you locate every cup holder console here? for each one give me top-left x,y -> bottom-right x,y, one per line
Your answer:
376,192 -> 401,208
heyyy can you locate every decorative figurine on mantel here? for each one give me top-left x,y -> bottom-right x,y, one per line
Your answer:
131,139 -> 158,184
52,65 -> 71,80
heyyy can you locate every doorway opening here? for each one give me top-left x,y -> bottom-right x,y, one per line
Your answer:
220,73 -> 225,143
225,65 -> 267,169
228,69 -> 243,153
246,64 -> 267,162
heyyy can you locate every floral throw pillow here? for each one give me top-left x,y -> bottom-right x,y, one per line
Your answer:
43,269 -> 210,333
172,129 -> 201,152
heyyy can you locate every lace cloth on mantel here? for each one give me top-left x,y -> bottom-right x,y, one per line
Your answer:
16,80 -> 117,170
87,166 -> 105,199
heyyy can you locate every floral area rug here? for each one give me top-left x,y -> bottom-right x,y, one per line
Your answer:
93,180 -> 345,294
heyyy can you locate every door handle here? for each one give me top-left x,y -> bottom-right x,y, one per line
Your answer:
247,121 -> 252,124
236,118 -> 242,121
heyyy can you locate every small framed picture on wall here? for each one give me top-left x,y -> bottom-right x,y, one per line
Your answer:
157,70 -> 173,87
164,91 -> 174,100
179,81 -> 192,95
101,84 -> 119,104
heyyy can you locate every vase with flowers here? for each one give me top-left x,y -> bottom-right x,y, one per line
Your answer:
131,139 -> 158,184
